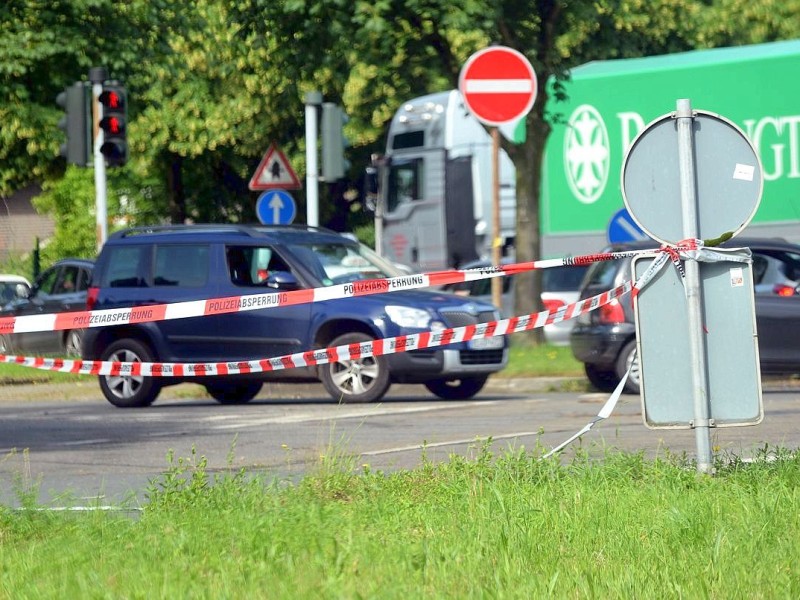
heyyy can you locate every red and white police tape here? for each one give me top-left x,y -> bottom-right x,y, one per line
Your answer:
1,282 -> 633,376
0,241 -> 751,377
0,248 -> 654,336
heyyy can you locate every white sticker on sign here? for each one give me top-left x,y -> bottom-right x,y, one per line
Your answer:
733,163 -> 755,181
730,267 -> 744,287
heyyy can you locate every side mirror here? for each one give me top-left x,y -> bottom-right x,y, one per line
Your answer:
363,166 -> 379,213
265,271 -> 301,291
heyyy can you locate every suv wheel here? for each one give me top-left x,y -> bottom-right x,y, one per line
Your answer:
584,364 -> 619,393
424,376 -> 488,400
205,381 -> 262,404
64,330 -> 83,357
319,332 -> 390,403
0,334 -> 15,355
615,340 -> 640,394
99,339 -> 161,408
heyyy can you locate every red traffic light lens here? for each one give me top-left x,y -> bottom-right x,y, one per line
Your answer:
100,89 -> 125,110
100,115 -> 125,135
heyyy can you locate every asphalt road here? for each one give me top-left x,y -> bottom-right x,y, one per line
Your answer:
1,377 -> 799,507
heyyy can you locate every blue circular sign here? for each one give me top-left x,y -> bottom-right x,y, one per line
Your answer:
608,207 -> 647,243
256,190 -> 296,225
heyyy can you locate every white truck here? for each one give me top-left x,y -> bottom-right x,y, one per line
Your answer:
369,39 -> 800,268
368,90 -> 519,272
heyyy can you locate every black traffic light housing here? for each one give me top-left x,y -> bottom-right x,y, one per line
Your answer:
56,82 -> 90,166
99,81 -> 128,167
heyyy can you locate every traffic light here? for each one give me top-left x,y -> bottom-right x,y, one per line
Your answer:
321,102 -> 348,181
56,82 -> 90,166
99,82 -> 128,167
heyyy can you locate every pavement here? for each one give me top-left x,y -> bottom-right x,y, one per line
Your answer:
0,375 -> 587,404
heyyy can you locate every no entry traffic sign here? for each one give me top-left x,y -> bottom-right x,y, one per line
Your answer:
459,46 -> 537,126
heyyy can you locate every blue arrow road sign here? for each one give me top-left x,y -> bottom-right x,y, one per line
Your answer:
256,190 -> 296,225
608,207 -> 648,243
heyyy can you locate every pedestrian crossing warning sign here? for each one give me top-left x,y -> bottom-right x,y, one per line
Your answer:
248,143 -> 301,191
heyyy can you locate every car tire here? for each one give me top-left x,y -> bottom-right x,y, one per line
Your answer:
0,334 -> 16,355
64,329 -> 83,357
99,338 -> 161,408
615,340 -> 640,394
319,332 -> 390,403
584,364 -> 619,393
424,376 -> 488,400
205,381 -> 262,404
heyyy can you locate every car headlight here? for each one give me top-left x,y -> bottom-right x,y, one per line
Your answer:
385,305 -> 432,328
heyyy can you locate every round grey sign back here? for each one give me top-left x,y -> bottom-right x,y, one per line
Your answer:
621,110 -> 763,245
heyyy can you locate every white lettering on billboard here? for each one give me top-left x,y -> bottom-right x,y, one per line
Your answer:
743,115 -> 800,181
617,111 -> 646,157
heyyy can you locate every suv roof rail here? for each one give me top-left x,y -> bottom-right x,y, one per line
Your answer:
109,223 -> 341,240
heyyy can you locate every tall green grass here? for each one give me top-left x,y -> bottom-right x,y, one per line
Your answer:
2,443 -> 799,597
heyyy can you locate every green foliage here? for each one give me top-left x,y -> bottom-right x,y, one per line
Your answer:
3,0 -> 800,266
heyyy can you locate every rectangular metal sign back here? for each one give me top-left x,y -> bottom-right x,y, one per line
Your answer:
633,252 -> 763,429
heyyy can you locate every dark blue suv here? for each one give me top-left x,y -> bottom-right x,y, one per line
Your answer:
82,225 -> 507,407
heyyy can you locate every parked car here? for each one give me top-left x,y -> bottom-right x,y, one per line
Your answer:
0,259 -> 94,356
82,225 -> 508,408
570,237 -> 800,394
0,274 -> 31,307
441,259 -> 590,345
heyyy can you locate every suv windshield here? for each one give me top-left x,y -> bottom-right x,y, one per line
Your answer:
287,241 -> 404,286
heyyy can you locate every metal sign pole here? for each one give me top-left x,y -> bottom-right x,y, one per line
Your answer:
676,98 -> 714,474
491,127 -> 502,310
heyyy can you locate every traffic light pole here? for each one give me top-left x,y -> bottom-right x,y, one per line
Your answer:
90,68 -> 108,250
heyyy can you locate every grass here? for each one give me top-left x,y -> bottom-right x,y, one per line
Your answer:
2,443 -> 800,597
500,342 -> 583,378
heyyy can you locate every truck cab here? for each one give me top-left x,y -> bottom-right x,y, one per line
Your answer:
368,90 -> 518,272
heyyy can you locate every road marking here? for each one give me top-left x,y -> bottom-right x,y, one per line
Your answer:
360,430 -> 543,456
0,438 -> 112,453
210,400 -> 502,430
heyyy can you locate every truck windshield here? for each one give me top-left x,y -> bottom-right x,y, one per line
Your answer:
387,158 -> 423,212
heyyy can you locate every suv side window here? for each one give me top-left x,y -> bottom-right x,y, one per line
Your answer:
53,266 -> 79,294
36,267 -> 60,296
101,246 -> 148,288
226,245 -> 292,287
154,245 -> 210,287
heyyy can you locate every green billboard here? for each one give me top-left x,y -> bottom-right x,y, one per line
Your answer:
542,40 -> 800,237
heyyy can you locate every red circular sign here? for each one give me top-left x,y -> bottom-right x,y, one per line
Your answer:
458,46 -> 537,126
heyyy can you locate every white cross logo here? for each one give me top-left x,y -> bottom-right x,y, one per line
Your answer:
564,104 -> 610,204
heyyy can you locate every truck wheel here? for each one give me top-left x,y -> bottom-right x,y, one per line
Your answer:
424,376 -> 488,400
584,364 -> 619,393
615,340 -> 640,394
99,338 -> 161,408
319,332 -> 390,403
206,381 -> 262,404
